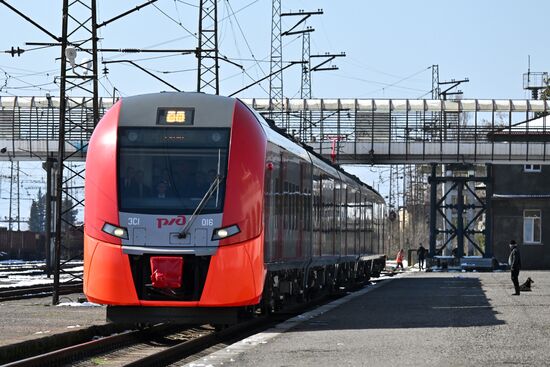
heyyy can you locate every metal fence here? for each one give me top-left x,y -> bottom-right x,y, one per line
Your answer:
0,96 -> 113,160
1,96 -> 549,163
243,98 -> 550,164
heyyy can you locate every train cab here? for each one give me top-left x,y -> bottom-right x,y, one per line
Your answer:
84,93 -> 267,323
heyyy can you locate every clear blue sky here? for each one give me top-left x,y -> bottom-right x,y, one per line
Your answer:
0,0 -> 548,100
0,0 -> 549,228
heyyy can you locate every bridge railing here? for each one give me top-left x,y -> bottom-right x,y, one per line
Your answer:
0,96 -> 114,159
0,96 -> 549,163
243,98 -> 550,163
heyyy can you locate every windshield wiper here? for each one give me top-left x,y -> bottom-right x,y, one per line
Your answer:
178,174 -> 223,239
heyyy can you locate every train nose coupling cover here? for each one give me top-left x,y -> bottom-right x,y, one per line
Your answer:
150,256 -> 183,288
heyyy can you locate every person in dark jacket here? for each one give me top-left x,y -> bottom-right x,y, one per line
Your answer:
508,240 -> 521,295
417,243 -> 427,271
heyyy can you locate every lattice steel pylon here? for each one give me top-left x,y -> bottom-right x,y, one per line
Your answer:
431,64 -> 440,99
300,31 -> 311,99
53,0 -> 99,304
269,0 -> 283,124
299,31 -> 311,141
197,0 -> 219,95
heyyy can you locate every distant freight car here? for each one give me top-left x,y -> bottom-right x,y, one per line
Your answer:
0,228 -> 45,260
84,92 -> 386,325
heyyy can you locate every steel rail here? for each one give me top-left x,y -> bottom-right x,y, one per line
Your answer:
1,275 -> 391,366
2,327 -> 155,367
0,282 -> 83,302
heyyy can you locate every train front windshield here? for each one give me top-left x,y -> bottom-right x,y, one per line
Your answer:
118,127 -> 229,214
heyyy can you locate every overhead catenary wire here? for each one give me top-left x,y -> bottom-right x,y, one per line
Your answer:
345,57 -> 424,83
98,77 -> 114,97
1,1 -> 426,101
0,0 -> 274,99
0,66 -> 57,93
172,0 -> 184,28
362,66 -> 431,96
222,0 -> 265,76
327,72 -> 428,94
152,3 -> 197,39
220,1 -> 239,60
175,0 -> 199,8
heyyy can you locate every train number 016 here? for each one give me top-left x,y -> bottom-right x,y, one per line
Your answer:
201,218 -> 214,226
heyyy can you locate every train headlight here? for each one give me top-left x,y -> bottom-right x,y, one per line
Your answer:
212,224 -> 240,241
102,222 -> 129,240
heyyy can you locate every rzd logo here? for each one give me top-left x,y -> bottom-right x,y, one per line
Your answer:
156,215 -> 186,229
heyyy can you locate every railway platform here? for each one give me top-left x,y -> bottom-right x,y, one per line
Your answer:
186,270 -> 550,367
0,293 -> 106,347
2,270 -> 550,366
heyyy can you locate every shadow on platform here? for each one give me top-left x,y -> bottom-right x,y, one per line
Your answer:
293,276 -> 505,330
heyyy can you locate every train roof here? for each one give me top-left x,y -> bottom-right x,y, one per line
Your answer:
117,92 -> 383,203
119,92 -> 235,127
241,100 -> 384,204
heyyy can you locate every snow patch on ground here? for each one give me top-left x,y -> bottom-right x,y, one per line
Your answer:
0,274 -> 80,288
0,261 -> 83,288
57,301 -> 101,307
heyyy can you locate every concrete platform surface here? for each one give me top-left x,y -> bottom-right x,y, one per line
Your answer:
0,293 -> 106,346
187,271 -> 550,367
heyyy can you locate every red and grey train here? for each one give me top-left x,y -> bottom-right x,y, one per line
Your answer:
84,92 -> 386,324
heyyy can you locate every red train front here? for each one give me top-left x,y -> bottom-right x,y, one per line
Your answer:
84,93 -> 267,324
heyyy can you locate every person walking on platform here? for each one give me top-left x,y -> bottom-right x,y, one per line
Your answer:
417,243 -> 427,271
508,240 -> 521,295
395,248 -> 405,271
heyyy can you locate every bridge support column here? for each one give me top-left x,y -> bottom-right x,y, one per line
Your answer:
429,164 -> 437,257
42,158 -> 56,277
484,164 -> 493,258
428,164 -> 491,262
456,182 -> 465,258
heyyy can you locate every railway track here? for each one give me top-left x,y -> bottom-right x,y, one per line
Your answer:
2,324 -> 207,367
0,282 -> 83,302
1,288 -> 365,366
0,264 -> 45,274
1,274 -> 391,366
0,262 -> 83,274
1,317 -> 274,367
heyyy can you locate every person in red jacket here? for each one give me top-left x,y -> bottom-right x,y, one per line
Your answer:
395,248 -> 405,270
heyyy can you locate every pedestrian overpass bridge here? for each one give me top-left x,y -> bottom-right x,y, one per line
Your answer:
0,96 -> 549,164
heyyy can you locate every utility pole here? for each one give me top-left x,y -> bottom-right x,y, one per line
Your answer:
43,158 -> 55,277
301,49 -> 345,99
197,0 -> 219,94
432,64 -> 469,100
269,2 -> 329,129
298,31 -> 311,142
16,161 -> 20,231
269,0 -> 283,124
8,157 -> 13,250
269,6 -> 323,128
310,52 -> 345,73
53,0 -> 158,305
438,78 -> 469,100
0,0 -> 97,302
296,9 -> 346,141
522,56 -> 548,101
304,51 -> 345,140
431,65 -> 440,99
53,0 -> 100,304
281,9 -> 323,130
0,0 -> 169,302
300,31 -> 311,100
